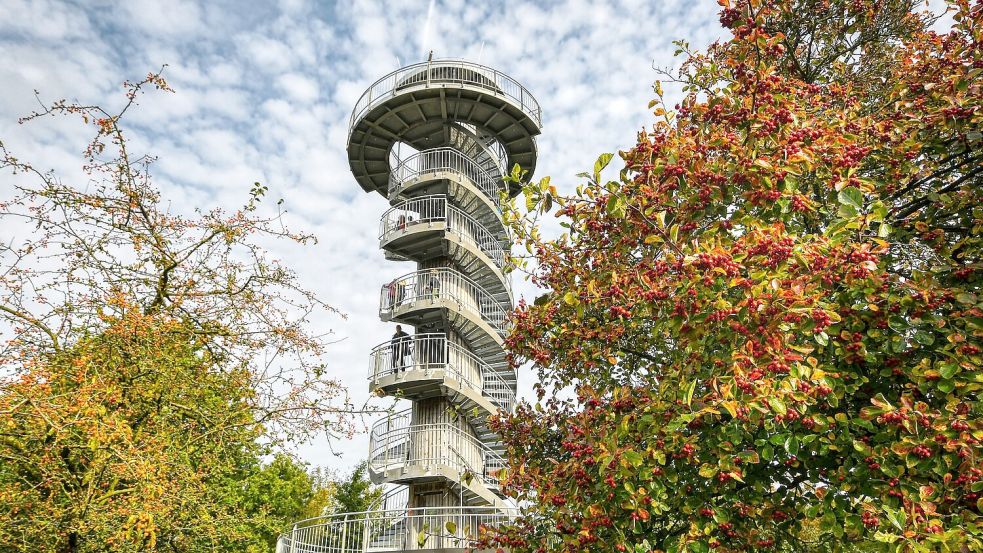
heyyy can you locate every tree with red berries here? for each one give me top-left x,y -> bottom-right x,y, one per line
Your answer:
489,0 -> 982,551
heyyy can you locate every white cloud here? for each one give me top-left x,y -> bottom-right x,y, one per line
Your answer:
0,0 -> 726,473
277,73 -> 320,103
120,0 -> 207,37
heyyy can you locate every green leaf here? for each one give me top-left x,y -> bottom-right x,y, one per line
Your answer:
838,187 -> 863,209
445,521 -> 457,534
957,292 -> 978,305
761,445 -> 774,461
785,436 -> 800,456
688,540 -> 710,553
767,397 -> 786,416
940,363 -> 959,380
594,153 -> 614,182
873,532 -> 900,543
624,450 -> 644,467
883,505 -> 905,530
914,330 -> 935,346
698,464 -> 717,478
606,195 -> 627,219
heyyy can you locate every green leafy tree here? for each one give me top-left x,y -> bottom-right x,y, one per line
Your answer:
0,305 -> 263,551
230,455 -> 338,551
489,0 -> 982,552
330,462 -> 382,516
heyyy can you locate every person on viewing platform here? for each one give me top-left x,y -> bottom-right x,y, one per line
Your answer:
424,268 -> 441,301
391,325 -> 411,372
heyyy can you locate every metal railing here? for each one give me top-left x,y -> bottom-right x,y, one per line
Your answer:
368,333 -> 515,413
379,195 -> 507,272
389,147 -> 507,208
368,412 -> 507,490
450,123 -> 508,175
276,506 -> 519,553
379,268 -> 508,338
349,59 -> 542,135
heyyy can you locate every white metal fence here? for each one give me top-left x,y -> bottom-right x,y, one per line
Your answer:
349,59 -> 542,135
379,195 -> 507,271
379,268 -> 508,338
276,506 -> 519,553
389,147 -> 508,207
369,333 -> 514,413
367,411 -> 506,490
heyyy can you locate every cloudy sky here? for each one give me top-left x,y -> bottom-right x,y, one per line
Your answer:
0,0 -> 724,472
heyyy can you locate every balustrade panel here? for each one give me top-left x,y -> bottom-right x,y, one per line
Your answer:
378,269 -> 508,338
350,60 -> 543,135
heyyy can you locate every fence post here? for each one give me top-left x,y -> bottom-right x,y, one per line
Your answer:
341,514 -> 349,550
289,523 -> 298,553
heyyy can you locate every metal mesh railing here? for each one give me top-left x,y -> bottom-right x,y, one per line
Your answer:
349,59 -> 542,135
389,147 -> 507,207
368,411 -> 506,490
379,195 -> 507,271
368,333 -> 514,413
379,268 -> 508,338
276,506 -> 519,553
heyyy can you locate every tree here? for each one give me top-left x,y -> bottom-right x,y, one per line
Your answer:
489,1 -> 981,551
231,454 -> 338,551
330,462 -> 382,516
0,305 -> 255,551
0,71 -> 370,550
0,69 -> 358,442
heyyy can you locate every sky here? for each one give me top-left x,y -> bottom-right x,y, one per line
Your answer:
0,0 -> 725,473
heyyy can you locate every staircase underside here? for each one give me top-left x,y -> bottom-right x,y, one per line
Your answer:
348,86 -> 540,197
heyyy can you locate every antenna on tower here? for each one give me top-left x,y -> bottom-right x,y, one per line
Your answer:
477,41 -> 485,64
427,50 -> 434,62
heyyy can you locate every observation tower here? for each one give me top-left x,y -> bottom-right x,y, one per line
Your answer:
277,59 -> 541,552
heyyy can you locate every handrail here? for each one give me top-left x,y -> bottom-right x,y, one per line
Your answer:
450,123 -> 508,175
348,59 -> 542,136
379,268 -> 508,338
368,420 -> 507,489
369,333 -> 515,413
389,147 -> 508,209
278,505 -> 520,553
378,195 -> 508,272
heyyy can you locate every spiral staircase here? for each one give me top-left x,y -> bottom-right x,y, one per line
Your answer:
276,59 -> 541,552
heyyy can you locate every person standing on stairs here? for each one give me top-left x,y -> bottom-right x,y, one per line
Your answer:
391,325 -> 410,373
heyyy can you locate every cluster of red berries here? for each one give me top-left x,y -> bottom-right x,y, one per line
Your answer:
609,305 -> 631,318
696,252 -> 741,277
746,188 -> 783,207
862,511 -> 880,528
719,7 -> 741,28
835,145 -> 872,169
912,445 -> 933,458
811,309 -> 832,332
941,106 -> 975,120
878,410 -> 907,425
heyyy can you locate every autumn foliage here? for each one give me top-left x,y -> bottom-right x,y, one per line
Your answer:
0,71 -> 363,550
491,0 -> 982,551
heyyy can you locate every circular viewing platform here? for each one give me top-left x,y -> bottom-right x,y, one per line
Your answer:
347,60 -> 542,196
